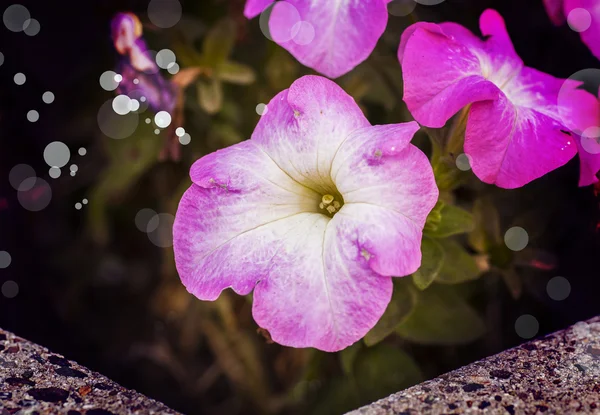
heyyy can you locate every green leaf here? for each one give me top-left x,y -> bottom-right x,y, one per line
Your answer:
216,61 -> 256,85
425,203 -> 474,238
436,239 -> 482,285
413,237 -> 445,290
311,378 -> 360,415
197,78 -> 223,114
395,285 -> 485,345
501,268 -> 523,300
202,19 -> 236,65
354,344 -> 423,403
364,283 -> 415,346
339,342 -> 362,375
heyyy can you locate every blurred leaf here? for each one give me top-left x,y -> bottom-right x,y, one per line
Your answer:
501,268 -> 523,299
265,47 -> 298,91
203,18 -> 236,65
339,342 -> 362,375
197,78 -> 223,114
436,239 -> 482,285
469,197 -> 502,253
354,344 -> 423,403
172,40 -> 205,68
171,67 -> 201,88
312,378 -> 360,415
423,201 -> 443,234
88,126 -> 163,244
396,285 -> 485,345
413,237 -> 444,290
364,282 -> 415,346
217,61 -> 256,85
210,123 -> 244,147
425,203 -> 474,238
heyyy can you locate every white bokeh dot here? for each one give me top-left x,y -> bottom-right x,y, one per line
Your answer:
14,72 -> 26,85
112,95 -> 132,115
135,208 -> 158,232
27,110 -> 39,122
100,71 -> 119,91
256,103 -> 268,115
175,127 -> 185,137
70,164 -> 78,173
456,153 -> 472,171
44,141 -> 70,168
48,167 -> 61,179
167,63 -> 180,75
154,129 -> 160,135
147,0 -> 182,29
179,133 -> 191,145
291,21 -> 315,45
78,147 -> 87,156
42,91 -> 55,104
504,226 -> 529,252
23,18 -> 40,36
156,49 -> 176,69
3,4 -> 30,33
75,202 -> 82,210
388,0 -> 417,16
82,198 -> 88,205
154,111 -> 172,128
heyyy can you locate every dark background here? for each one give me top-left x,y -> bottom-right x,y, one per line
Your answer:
1,0 -> 599,414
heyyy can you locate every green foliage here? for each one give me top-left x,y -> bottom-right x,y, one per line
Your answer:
396,285 -> 486,345
425,201 -> 475,238
364,281 -> 416,346
412,237 -> 444,290
436,239 -> 482,285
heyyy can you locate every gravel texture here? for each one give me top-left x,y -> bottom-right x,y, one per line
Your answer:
348,316 -> 600,415
0,328 -> 180,415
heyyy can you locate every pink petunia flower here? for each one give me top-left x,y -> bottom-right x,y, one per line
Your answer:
572,87 -> 600,186
398,9 -> 594,188
243,0 -> 390,78
173,76 -> 438,351
543,0 -> 600,60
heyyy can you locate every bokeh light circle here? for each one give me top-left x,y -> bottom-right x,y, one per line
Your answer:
291,21 -> 315,45
179,133 -> 191,145
260,2 -> 301,42
17,177 -> 52,211
167,63 -> 180,75
256,103 -> 268,115
0,251 -> 11,269
567,8 -> 592,32
78,147 -> 87,156
135,208 -> 158,232
156,49 -> 176,69
42,91 -> 55,104
9,164 -> 36,191
515,314 -> 539,339
27,110 -> 39,122
48,167 -> 61,179
3,4 -> 30,33
414,0 -> 445,5
504,226 -> 529,252
23,17 -> 40,36
0,52 -> 4,67
557,69 -> 600,136
14,72 -> 25,85
43,141 -> 70,168
2,281 -> 19,299
546,276 -> 571,301
147,213 -> 175,248
455,153 -> 472,171
98,99 -> 139,139
99,71 -> 119,91
154,111 -> 172,128
148,0 -> 182,29
388,0 -> 417,17
175,127 -> 185,137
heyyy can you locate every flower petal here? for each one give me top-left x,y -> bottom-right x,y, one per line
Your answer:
269,0 -> 388,78
573,0 -> 600,60
399,23 -> 501,127
251,75 -> 369,192
331,122 -> 439,276
252,215 -> 393,352
244,0 -> 273,18
465,93 -> 577,188
175,139 -> 319,300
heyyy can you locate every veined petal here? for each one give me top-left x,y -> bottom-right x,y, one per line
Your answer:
244,0 -> 273,18
251,75 -> 369,192
175,140 -> 319,300
465,93 -> 577,188
399,23 -> 501,128
269,0 -> 388,78
253,215 -> 393,352
331,123 -> 439,276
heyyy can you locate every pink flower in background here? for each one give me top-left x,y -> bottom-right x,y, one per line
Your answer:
399,9 -> 594,188
572,88 -> 600,186
244,0 -> 390,78
173,76 -> 438,351
543,0 -> 600,60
